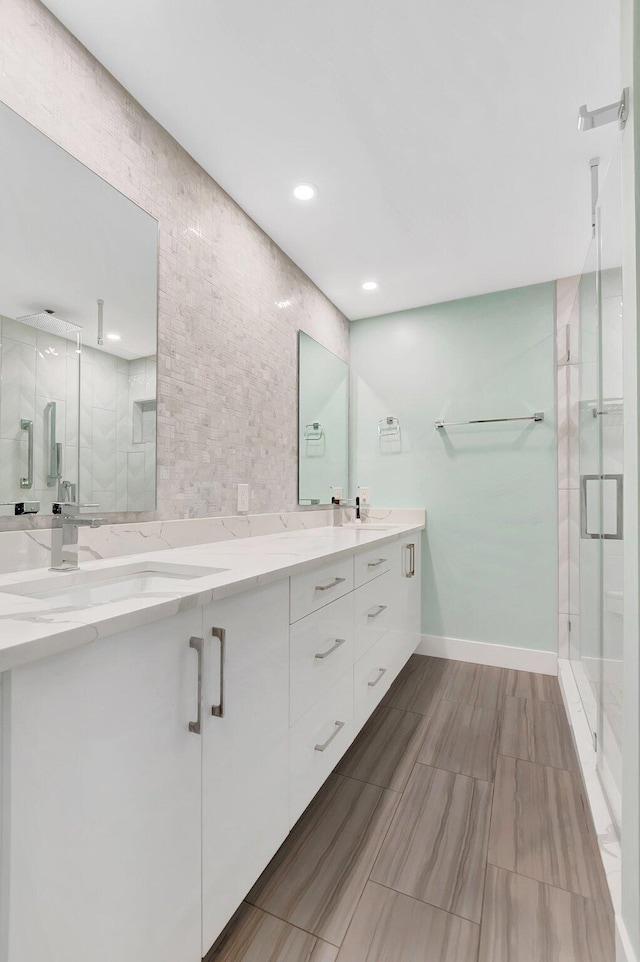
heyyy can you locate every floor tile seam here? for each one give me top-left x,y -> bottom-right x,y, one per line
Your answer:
370,876 -> 485,928
438,696 -> 502,715
333,770 -> 404,795
484,858 -> 615,908
365,876 -> 484,929
239,900 -> 342,949
413,758 -> 494,788
495,749 -> 577,773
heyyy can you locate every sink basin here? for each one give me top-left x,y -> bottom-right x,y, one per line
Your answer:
0,561 -> 227,609
341,523 -> 400,531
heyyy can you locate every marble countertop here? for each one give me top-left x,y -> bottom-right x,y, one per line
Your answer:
0,521 -> 424,673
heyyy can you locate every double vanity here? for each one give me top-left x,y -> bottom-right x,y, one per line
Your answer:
0,519 -> 423,961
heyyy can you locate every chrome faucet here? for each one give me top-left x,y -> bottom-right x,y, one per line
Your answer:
331,496 -> 361,527
50,502 -> 104,571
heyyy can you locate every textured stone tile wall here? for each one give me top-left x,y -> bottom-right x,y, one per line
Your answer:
0,0 -> 349,523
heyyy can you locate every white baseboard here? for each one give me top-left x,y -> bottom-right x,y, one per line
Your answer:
417,634 -> 557,675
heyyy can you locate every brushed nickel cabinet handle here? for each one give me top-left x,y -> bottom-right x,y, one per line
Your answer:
188,636 -> 204,734
367,558 -> 387,568
368,667 -> 388,688
211,626 -> 226,718
368,604 -> 387,619
404,543 -> 416,578
315,638 -> 346,660
314,720 -> 345,752
315,576 -> 346,592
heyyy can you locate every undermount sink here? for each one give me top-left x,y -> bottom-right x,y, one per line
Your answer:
341,523 -> 400,531
0,561 -> 227,608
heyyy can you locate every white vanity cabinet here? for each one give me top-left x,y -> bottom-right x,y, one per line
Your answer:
4,608 -> 203,962
200,580 -> 290,954
0,526 -> 423,962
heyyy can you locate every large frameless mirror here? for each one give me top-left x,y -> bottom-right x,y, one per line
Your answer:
0,101 -> 158,520
298,331 -> 348,505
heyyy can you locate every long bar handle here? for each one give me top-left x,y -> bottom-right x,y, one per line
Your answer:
315,576 -> 346,592
368,604 -> 387,619
315,638 -> 346,660
367,558 -> 387,568
404,543 -> 416,578
211,626 -> 226,717
188,636 -> 204,734
314,720 -> 345,752
368,667 -> 388,688
47,402 -> 62,486
19,419 -> 33,489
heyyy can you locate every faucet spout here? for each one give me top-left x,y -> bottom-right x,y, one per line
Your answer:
49,503 -> 105,571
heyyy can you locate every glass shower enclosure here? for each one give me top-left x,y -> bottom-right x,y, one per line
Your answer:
569,146 -> 623,830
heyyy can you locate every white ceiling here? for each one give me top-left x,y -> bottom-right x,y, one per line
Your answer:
0,101 -> 157,358
43,0 -> 621,320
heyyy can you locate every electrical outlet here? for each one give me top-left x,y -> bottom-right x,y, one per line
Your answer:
358,486 -> 370,504
237,483 -> 249,513
331,486 -> 343,502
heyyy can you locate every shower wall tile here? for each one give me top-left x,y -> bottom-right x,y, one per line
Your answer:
92,408 -> 117,491
0,336 -> 36,440
558,486 -> 569,615
92,351 -> 118,412
36,332 -> 68,401
0,0 -> 348,526
2,316 -> 37,345
0,438 -> 28,502
569,487 -> 580,616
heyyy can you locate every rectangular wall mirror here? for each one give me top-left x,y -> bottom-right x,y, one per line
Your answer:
0,101 -> 158,520
298,331 -> 348,505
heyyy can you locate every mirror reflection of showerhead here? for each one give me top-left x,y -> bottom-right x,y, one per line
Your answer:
16,309 -> 82,336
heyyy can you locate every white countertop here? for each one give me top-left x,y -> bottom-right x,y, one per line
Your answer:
0,522 -> 423,673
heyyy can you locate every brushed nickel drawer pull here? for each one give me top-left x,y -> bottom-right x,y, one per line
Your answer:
314,720 -> 345,752
368,667 -> 388,688
316,576 -> 346,592
368,604 -> 387,619
188,637 -> 204,734
315,638 -> 346,660
404,542 -> 416,578
211,626 -> 226,718
367,558 -> 387,568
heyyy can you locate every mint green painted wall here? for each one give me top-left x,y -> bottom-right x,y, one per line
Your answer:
351,282 -> 558,652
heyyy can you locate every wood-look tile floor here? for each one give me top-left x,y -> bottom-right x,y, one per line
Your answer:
207,655 -> 614,962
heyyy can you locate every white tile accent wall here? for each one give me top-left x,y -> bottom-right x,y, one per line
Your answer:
0,0 -> 349,530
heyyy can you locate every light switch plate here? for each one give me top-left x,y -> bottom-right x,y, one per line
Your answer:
358,486 -> 370,504
237,483 -> 249,512
332,486 -> 343,501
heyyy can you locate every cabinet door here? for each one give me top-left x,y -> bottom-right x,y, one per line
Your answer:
399,534 -> 422,656
5,609 -> 203,962
201,581 -> 290,955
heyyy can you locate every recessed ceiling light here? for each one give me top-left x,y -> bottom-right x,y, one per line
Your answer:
362,280 -> 379,291
106,332 -> 121,341
293,183 -> 317,201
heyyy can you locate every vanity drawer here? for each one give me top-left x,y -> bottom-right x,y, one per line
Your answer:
354,630 -> 407,729
290,592 -> 355,726
354,541 -> 395,587
289,555 -> 354,624
289,670 -> 354,826
354,571 -> 395,660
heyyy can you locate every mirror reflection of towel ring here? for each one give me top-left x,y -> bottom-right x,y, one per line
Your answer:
377,416 -> 400,437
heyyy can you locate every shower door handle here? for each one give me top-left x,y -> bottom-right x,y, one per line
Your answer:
580,474 -> 623,540
19,419 -> 33,489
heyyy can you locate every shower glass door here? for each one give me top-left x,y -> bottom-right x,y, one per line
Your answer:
573,147 -> 623,830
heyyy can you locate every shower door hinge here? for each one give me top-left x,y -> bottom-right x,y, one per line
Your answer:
568,619 -> 572,633
592,730 -> 598,752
